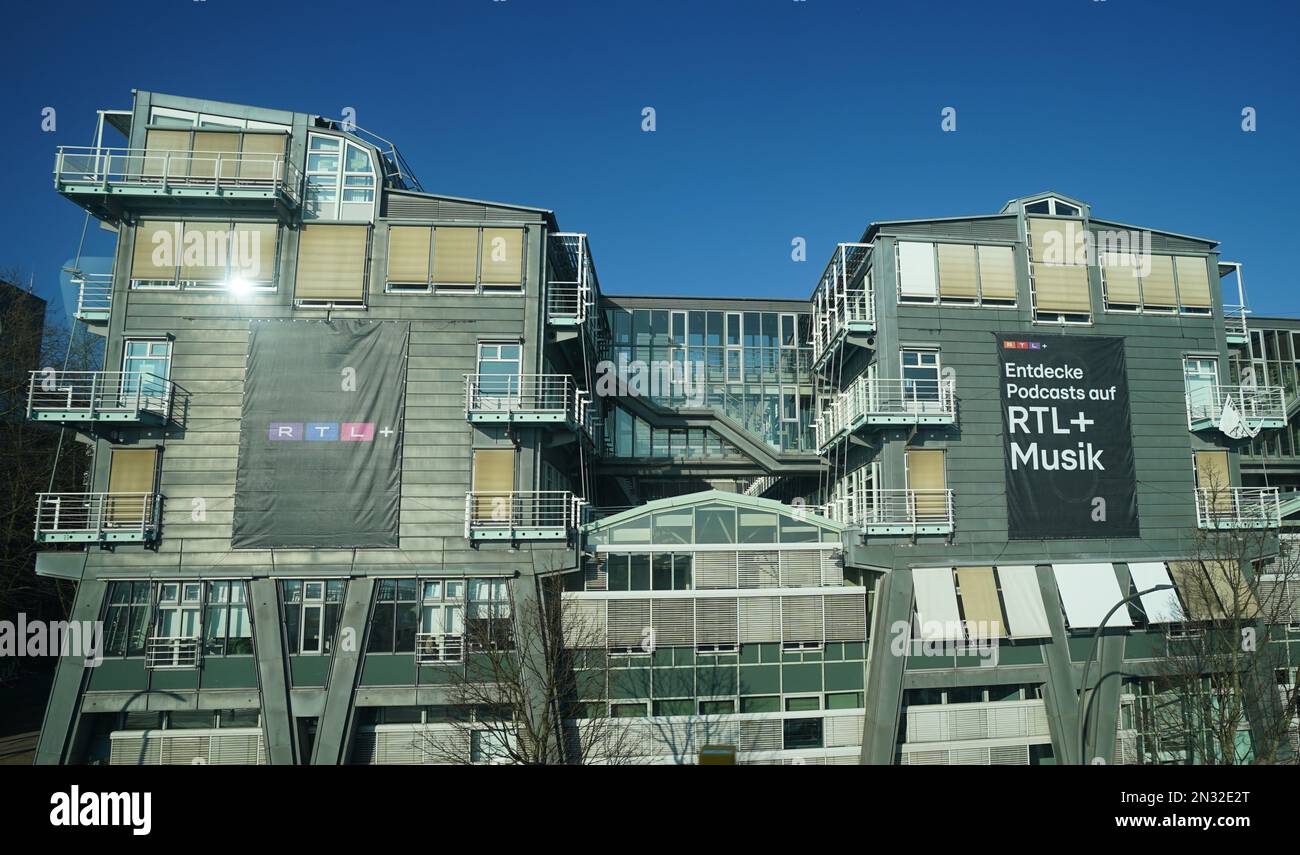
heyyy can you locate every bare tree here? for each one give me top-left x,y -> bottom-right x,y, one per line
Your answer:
1137,477 -> 1300,764
415,577 -> 647,765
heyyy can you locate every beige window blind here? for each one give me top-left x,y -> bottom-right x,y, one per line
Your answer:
976,245 -> 1017,301
191,131 -> 241,179
1028,217 -> 1083,264
106,447 -> 158,525
1175,256 -> 1212,309
387,226 -> 432,284
1101,252 -> 1141,305
1140,254 -> 1177,307
143,129 -> 190,178
472,449 -> 515,518
937,243 -> 978,300
906,448 -> 947,519
294,224 -> 369,301
955,566 -> 1003,638
236,222 -> 280,283
432,227 -> 479,285
132,221 -> 181,281
897,241 -> 938,299
1169,560 -> 1259,621
1033,264 -> 1091,314
180,222 -> 231,283
239,132 -> 287,181
479,228 -> 524,287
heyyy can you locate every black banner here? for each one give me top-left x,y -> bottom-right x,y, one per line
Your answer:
232,320 -> 408,548
998,333 -> 1139,539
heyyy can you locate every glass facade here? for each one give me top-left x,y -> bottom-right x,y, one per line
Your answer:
1240,327 -> 1300,461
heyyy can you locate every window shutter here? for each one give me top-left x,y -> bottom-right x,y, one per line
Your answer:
432,227 -> 479,285
650,599 -> 694,646
236,222 -> 279,283
1194,450 -> 1230,491
479,228 -> 524,287
777,550 -> 819,588
1140,254 -> 1177,307
737,550 -> 779,588
562,599 -> 606,647
823,593 -> 867,641
132,221 -> 181,281
977,245 -> 1017,301
694,597 -> 738,645
1033,264 -> 1091,313
937,243 -> 978,299
1175,256 -> 1212,309
780,595 -> 823,642
694,551 -> 738,589
907,449 -> 948,520
1101,252 -> 1141,305
897,241 -> 938,299
608,599 -> 651,648
738,596 -> 781,643
143,129 -> 190,178
238,132 -> 287,181
294,224 -> 369,301
1028,217 -> 1082,264
108,448 -> 158,493
191,131 -> 241,179
180,222 -> 231,283
387,226 -> 432,284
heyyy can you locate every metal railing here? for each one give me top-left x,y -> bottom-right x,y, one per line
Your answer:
54,146 -> 302,204
145,637 -> 201,670
1185,383 -> 1285,427
72,273 -> 113,319
547,233 -> 599,325
1195,487 -> 1281,529
27,371 -> 174,421
464,491 -> 585,537
35,492 -> 161,540
464,374 -> 592,431
415,633 -> 465,665
819,377 -> 956,446
811,242 -> 873,365
822,489 -> 954,530
1222,303 -> 1250,341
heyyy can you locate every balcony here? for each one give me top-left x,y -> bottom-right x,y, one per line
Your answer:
1186,384 -> 1286,433
464,491 -> 585,541
34,492 -> 162,544
415,633 -> 465,665
27,371 -> 174,427
1195,487 -> 1280,529
72,273 -> 112,323
818,378 -> 956,451
546,232 -> 599,327
823,489 -> 954,535
464,374 -> 593,438
1223,304 -> 1250,346
145,637 -> 201,670
811,243 -> 874,369
53,146 -> 301,221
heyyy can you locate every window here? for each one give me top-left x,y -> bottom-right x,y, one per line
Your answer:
1102,253 -> 1213,315
901,349 -> 941,411
294,223 -> 370,306
1184,357 -> 1220,422
367,579 -> 419,653
121,338 -> 172,408
153,582 -> 203,667
699,699 -> 736,716
418,579 -> 466,664
1023,197 -> 1080,217
905,448 -> 949,522
204,581 -> 252,656
1028,217 -> 1091,323
304,133 -> 376,221
467,578 -> 513,652
130,221 -> 280,291
475,341 -> 522,403
102,582 -> 152,657
282,579 -> 346,655
610,702 -> 648,718
782,717 -> 824,749
897,241 -> 1017,306
392,226 -> 525,294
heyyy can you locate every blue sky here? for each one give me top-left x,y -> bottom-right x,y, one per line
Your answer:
4,0 -> 1298,325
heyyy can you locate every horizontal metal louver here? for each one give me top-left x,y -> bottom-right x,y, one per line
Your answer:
902,748 -> 948,765
737,719 -> 783,751
781,595 -> 823,642
778,550 -> 820,587
825,715 -> 864,748
583,556 -> 608,591
110,734 -> 159,765
990,744 -> 1030,765
562,598 -> 607,647
739,596 -> 781,643
821,550 -> 845,585
823,593 -> 867,641
738,550 -> 780,588
695,551 -> 738,589
608,599 -> 651,648
161,735 -> 209,765
694,597 -> 738,645
950,747 -> 991,765
947,708 -> 987,741
650,599 -> 694,646
208,732 -> 263,765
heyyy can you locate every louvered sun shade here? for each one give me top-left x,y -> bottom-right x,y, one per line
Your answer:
937,243 -> 978,300
1029,217 -> 1091,315
294,224 -> 369,301
386,225 -> 432,285
1051,563 -> 1132,629
897,241 -> 938,299
977,245 -> 1017,301
132,221 -> 181,281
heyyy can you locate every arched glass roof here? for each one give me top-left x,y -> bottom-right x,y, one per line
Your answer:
584,490 -> 843,547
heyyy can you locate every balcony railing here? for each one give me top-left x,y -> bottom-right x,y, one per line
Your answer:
811,242 -> 874,367
72,273 -> 112,322
464,374 -> 593,436
54,146 -> 302,206
145,637 -> 201,670
547,232 -> 599,326
415,633 -> 465,665
34,492 -> 162,543
820,489 -> 954,535
818,377 -> 956,449
1195,487 -> 1280,529
465,491 -> 585,540
27,371 -> 174,425
1222,303 -> 1250,344
1185,384 -> 1286,431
